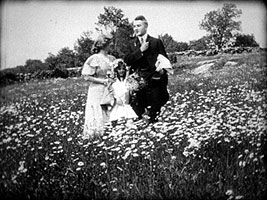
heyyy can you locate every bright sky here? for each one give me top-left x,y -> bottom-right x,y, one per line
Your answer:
1,0 -> 266,70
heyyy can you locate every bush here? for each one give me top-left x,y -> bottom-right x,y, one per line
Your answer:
168,53 -> 178,63
0,71 -> 18,86
51,67 -> 69,79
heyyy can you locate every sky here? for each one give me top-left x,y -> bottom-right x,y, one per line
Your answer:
1,0 -> 266,70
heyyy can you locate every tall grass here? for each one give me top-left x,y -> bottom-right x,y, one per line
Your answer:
0,52 -> 266,200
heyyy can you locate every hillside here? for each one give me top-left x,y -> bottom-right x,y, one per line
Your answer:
0,52 -> 266,200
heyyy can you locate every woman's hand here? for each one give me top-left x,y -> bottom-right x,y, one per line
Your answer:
116,98 -> 124,105
103,78 -> 115,86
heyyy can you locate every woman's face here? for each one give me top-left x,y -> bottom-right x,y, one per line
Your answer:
133,20 -> 147,37
103,41 -> 113,52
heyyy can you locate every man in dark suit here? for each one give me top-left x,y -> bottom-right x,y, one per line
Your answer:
124,15 -> 169,123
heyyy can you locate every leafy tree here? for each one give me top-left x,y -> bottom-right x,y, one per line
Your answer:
113,23 -> 133,57
45,53 -> 58,70
24,59 -> 48,73
74,7 -> 132,60
159,33 -> 179,53
74,31 -> 94,65
234,33 -> 259,47
96,6 -> 133,57
45,48 -> 78,70
159,34 -> 189,53
199,3 -> 242,50
56,47 -> 78,68
189,36 -> 209,51
176,42 -> 189,52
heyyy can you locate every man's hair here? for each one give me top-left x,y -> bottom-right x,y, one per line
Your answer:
134,15 -> 148,25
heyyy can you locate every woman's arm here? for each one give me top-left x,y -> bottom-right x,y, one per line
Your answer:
83,75 -> 109,86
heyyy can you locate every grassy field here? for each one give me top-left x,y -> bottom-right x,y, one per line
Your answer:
0,52 -> 266,200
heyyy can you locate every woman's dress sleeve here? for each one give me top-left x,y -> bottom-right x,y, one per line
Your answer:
81,55 -> 99,76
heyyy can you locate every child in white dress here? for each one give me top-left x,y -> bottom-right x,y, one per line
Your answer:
110,59 -> 137,125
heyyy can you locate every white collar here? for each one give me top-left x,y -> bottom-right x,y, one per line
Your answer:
138,33 -> 148,42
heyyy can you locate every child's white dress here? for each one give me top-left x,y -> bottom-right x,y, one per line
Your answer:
110,79 -> 137,121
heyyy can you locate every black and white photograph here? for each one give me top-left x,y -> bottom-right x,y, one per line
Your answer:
1,0 -> 266,199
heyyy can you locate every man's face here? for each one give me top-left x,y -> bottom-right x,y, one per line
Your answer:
133,20 -> 147,37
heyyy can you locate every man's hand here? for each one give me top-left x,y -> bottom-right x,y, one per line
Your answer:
140,41 -> 149,52
158,68 -> 165,75
155,64 -> 165,75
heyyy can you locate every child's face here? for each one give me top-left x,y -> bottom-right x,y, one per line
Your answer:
117,66 -> 126,78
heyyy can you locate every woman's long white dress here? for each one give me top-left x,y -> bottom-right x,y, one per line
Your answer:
81,53 -> 115,138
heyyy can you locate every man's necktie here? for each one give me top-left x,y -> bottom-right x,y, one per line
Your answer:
140,37 -> 144,44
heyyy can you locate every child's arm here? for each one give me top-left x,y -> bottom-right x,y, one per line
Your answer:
125,90 -> 131,105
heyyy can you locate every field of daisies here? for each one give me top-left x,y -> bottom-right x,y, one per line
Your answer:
0,52 -> 266,200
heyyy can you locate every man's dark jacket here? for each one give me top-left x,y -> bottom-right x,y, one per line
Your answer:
124,35 -> 168,79
123,35 -> 169,116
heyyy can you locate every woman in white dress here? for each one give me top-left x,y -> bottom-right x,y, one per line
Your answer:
81,34 -> 116,139
110,59 -> 138,125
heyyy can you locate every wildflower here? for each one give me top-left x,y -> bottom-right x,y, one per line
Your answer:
26,134 -> 34,137
18,161 -> 27,173
117,166 -> 123,171
3,137 -> 12,143
100,162 -> 106,168
249,152 -> 254,159
122,150 -> 131,160
226,189 -> 234,196
253,158 -> 258,162
78,161 -> 84,166
239,161 -> 246,167
132,153 -> 139,157
45,155 -> 49,160
54,141 -> 60,145
49,163 -> 57,167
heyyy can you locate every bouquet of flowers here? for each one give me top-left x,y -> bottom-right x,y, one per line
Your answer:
126,72 -> 147,92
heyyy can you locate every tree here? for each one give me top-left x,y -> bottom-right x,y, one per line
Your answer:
74,31 -> 94,65
189,36 -> 209,51
113,23 -> 133,57
96,6 -> 133,57
159,34 -> 189,53
159,33 -> 179,53
234,33 -> 259,47
45,53 -> 58,70
56,47 -> 78,68
199,3 -> 242,50
24,59 -> 48,73
176,42 -> 189,52
44,48 -> 78,70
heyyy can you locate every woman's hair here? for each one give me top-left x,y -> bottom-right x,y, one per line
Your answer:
91,34 -> 112,54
